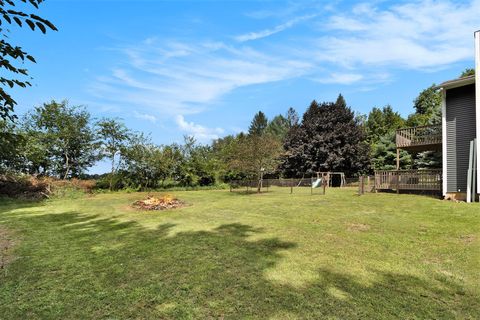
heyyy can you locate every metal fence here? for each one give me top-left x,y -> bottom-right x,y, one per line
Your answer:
357,175 -> 375,195
229,178 -> 313,193
228,177 -> 357,194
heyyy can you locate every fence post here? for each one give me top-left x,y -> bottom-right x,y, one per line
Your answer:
358,176 -> 364,195
396,171 -> 400,194
290,178 -> 293,194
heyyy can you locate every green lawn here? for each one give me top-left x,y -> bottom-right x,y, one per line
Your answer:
0,187 -> 479,319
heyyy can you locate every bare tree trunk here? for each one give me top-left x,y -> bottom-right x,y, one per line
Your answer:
110,156 -> 115,191
63,152 -> 70,180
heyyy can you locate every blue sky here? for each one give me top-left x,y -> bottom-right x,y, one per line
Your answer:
11,0 -> 479,172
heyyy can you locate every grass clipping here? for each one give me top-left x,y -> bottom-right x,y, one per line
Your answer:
132,194 -> 184,211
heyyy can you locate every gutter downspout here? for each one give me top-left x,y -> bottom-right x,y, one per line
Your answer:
441,88 -> 447,197
475,30 -> 480,194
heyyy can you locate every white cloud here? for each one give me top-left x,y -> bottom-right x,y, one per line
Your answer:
235,14 -> 317,42
318,0 -> 480,70
313,73 -> 364,85
134,111 -> 157,123
175,115 -> 224,142
90,40 -> 312,117
87,0 -> 480,129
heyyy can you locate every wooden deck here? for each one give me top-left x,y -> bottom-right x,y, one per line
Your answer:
375,170 -> 442,192
396,125 -> 442,151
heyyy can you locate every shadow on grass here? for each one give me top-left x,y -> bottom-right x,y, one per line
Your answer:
0,210 -> 477,319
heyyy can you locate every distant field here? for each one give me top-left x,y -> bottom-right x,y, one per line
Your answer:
0,187 -> 479,319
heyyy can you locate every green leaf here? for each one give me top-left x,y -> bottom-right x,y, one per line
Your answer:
3,14 -> 11,24
28,0 -> 39,9
26,54 -> 36,63
35,21 -> 46,33
13,16 -> 21,27
25,19 -> 35,30
30,14 -> 57,31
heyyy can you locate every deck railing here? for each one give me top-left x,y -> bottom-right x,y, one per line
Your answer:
396,125 -> 442,149
375,169 -> 442,191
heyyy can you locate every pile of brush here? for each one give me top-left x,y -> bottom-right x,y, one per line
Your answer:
132,194 -> 184,210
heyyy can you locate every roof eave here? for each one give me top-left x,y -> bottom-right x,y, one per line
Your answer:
435,75 -> 476,90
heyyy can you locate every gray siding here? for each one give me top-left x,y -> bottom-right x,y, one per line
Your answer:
445,84 -> 476,192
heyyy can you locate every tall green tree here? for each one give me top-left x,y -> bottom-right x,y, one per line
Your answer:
460,68 -> 475,77
407,84 -> 442,126
286,107 -> 299,128
176,136 -> 217,186
370,132 -> 412,170
212,134 -> 247,182
248,111 -> 268,136
266,114 -> 289,140
96,118 -> 130,190
0,119 -> 25,172
1,0 -> 57,120
24,100 -> 98,178
406,84 -> 443,169
366,105 -> 405,145
228,133 -> 282,192
120,133 -> 162,189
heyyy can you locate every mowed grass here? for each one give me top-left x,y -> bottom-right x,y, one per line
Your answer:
0,187 -> 479,319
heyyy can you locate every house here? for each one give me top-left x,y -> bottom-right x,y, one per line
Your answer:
375,30 -> 479,202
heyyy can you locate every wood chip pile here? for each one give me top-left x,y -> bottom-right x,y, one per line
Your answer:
132,195 -> 184,210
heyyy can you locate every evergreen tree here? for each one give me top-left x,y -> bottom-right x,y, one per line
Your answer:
335,93 -> 347,108
248,111 -> 268,136
370,132 -> 412,170
460,68 -> 475,77
366,105 -> 405,145
286,107 -> 299,128
266,114 -> 289,140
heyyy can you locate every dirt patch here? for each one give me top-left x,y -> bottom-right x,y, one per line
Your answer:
0,226 -> 17,270
459,234 -> 476,245
347,223 -> 370,232
132,195 -> 185,211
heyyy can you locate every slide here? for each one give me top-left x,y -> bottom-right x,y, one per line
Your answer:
312,178 -> 322,188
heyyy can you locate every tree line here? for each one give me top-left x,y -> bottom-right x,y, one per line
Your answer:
1,70 -> 473,190
0,1 -> 474,192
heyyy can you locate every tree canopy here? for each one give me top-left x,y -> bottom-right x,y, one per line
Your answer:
460,68 -> 475,77
23,100 -> 99,178
281,96 -> 369,177
96,118 -> 130,190
248,111 -> 268,136
365,105 -> 405,145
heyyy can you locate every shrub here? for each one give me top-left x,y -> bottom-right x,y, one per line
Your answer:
0,174 -> 96,200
